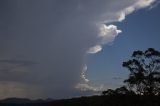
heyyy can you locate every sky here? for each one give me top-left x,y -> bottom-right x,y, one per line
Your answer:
87,1 -> 160,90
0,0 -> 159,99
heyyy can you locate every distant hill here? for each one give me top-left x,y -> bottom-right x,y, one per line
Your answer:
0,97 -> 53,104
0,95 -> 160,106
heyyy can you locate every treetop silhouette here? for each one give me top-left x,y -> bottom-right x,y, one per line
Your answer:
122,48 -> 160,95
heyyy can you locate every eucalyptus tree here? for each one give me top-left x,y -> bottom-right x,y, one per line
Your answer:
123,48 -> 160,95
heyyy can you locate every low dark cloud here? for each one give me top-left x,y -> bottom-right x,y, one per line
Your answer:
0,59 -> 37,66
113,77 -> 123,80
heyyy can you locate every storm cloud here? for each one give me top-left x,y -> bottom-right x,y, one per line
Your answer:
0,0 -> 156,99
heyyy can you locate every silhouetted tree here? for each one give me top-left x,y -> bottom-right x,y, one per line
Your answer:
102,86 -> 135,96
102,89 -> 115,95
123,48 -> 160,95
115,86 -> 135,95
115,86 -> 128,94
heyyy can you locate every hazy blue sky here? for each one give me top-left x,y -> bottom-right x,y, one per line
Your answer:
87,4 -> 160,89
0,0 -> 159,99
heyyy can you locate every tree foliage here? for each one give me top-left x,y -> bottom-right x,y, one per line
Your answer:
122,48 -> 160,95
102,86 -> 135,96
102,89 -> 115,95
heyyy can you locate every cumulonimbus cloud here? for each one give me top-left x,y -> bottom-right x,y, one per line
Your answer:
0,0 -> 156,99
